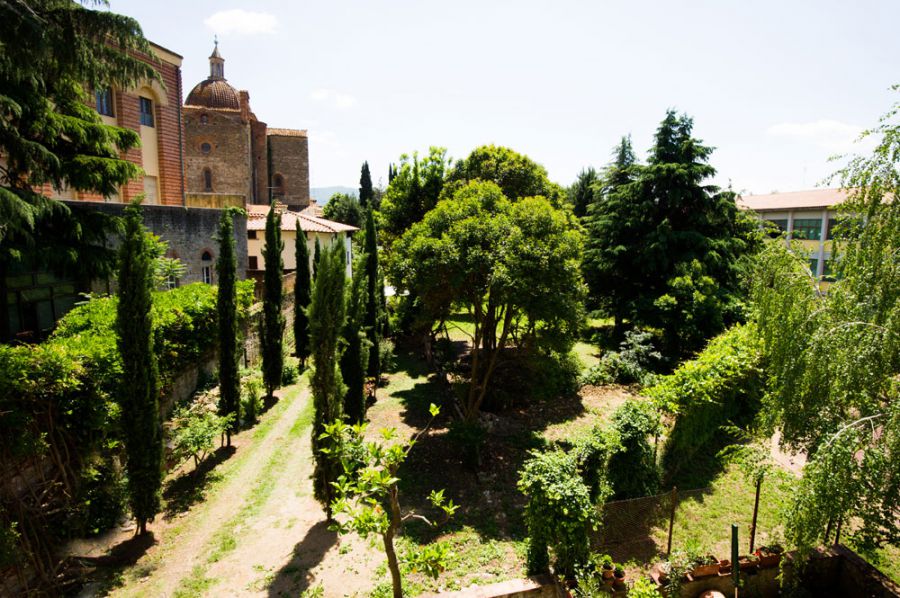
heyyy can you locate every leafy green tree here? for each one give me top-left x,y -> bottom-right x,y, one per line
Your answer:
568,167 -> 598,218
363,208 -> 381,379
0,0 -> 159,341
445,144 -> 564,206
216,209 -> 241,444
391,181 -> 585,421
324,406 -> 455,598
753,91 -> 900,559
261,202 -> 284,399
340,255 -> 369,424
294,220 -> 312,367
607,400 -> 661,499
359,161 -> 374,209
115,202 -> 162,534
583,113 -> 758,353
323,192 -> 362,227
309,243 -> 347,518
378,147 -> 449,244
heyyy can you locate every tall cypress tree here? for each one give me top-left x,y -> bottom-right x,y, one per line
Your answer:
217,209 -> 241,444
116,202 -> 162,535
359,161 -> 374,209
363,209 -> 381,379
294,220 -> 312,367
340,255 -> 369,423
309,243 -> 347,519
313,236 -> 321,280
567,167 -> 599,219
261,202 -> 284,399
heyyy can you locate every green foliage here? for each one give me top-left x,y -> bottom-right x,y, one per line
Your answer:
445,144 -> 564,206
379,337 -> 396,374
647,324 -> 764,481
323,192 -> 362,227
630,576 -> 663,597
364,208 -> 382,379
483,349 -> 582,411
571,425 -> 619,504
309,243 -> 347,515
580,329 -> 661,386
518,449 -> 595,576
241,374 -> 263,426
567,167 -> 599,218
340,254 -> 371,424
0,0 -> 159,340
391,180 -> 585,421
359,161 -> 375,209
115,203 -> 162,533
294,220 -> 312,366
378,147 -> 449,244
171,397 -> 233,468
217,209 -> 241,444
607,399 -> 661,499
583,113 -> 761,356
281,356 -> 299,385
262,202 -> 285,398
324,405 -> 453,597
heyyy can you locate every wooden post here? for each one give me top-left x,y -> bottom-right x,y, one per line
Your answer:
666,486 -> 677,557
749,476 -> 762,553
732,524 -> 740,598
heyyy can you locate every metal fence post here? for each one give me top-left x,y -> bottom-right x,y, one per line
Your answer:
749,476 -> 762,553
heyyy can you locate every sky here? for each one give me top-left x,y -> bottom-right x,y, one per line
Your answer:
109,0 -> 899,195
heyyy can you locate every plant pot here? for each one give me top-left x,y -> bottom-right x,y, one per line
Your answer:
601,566 -> 614,581
738,556 -> 759,572
717,559 -> 732,576
613,572 -> 627,591
690,557 -> 720,579
755,549 -> 783,568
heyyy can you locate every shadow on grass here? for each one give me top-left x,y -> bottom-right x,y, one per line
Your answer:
162,445 -> 235,520
74,531 -> 157,568
265,520 -> 338,597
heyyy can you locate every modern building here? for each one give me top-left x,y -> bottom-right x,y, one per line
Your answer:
183,43 -> 310,209
738,188 -> 849,279
246,203 -> 357,279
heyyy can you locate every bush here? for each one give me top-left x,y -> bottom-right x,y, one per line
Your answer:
607,399 -> 662,499
281,356 -> 299,385
646,323 -> 763,480
518,449 -> 595,577
447,420 -> 488,470
483,349 -> 581,411
580,329 -> 661,387
571,425 -> 620,504
378,337 -> 396,374
170,395 -> 233,468
242,374 -> 264,426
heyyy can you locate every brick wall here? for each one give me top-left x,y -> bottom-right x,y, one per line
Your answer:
268,134 -> 310,208
251,120 -> 269,204
183,107 -> 252,200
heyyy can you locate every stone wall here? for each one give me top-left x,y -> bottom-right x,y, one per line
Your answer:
65,201 -> 248,286
183,106 -> 252,200
268,133 -> 310,208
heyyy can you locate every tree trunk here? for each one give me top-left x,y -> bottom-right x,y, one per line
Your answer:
384,480 -> 404,597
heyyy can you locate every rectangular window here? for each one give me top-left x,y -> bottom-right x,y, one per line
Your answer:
764,219 -> 788,237
95,88 -> 114,117
809,258 -> 819,277
248,230 -> 257,239
248,256 -> 258,270
826,218 -> 838,240
202,265 -> 212,285
139,97 -> 154,127
792,218 -> 822,241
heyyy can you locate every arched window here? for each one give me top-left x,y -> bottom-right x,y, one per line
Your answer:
200,113 -> 208,125
201,251 -> 213,284
203,168 -> 213,192
273,174 -> 285,199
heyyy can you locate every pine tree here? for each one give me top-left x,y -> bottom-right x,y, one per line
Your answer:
340,256 -> 369,423
567,167 -> 598,218
363,209 -> 381,379
217,209 -> 241,444
313,236 -> 321,280
261,202 -> 284,399
0,0 -> 159,340
309,243 -> 347,518
115,202 -> 162,534
359,161 -> 374,209
294,220 -> 312,367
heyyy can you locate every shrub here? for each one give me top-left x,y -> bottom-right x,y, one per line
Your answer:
607,399 -> 662,499
378,337 -> 396,374
242,374 -> 264,426
571,425 -> 620,504
171,396 -> 233,468
447,420 -> 488,470
484,349 -> 581,411
518,449 -> 595,577
281,356 -> 299,385
580,329 -> 661,387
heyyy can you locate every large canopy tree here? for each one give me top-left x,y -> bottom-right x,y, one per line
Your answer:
753,91 -> 900,559
445,144 -> 564,206
391,181 -> 585,421
0,0 -> 159,340
583,112 -> 759,354
378,147 -> 449,244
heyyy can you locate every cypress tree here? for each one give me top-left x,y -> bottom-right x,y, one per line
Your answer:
313,236 -> 321,280
568,167 -> 599,219
363,209 -> 381,379
340,255 -> 369,423
116,202 -> 162,535
294,220 -> 312,367
359,161 -> 374,209
309,243 -> 347,519
217,209 -> 241,445
261,202 -> 284,399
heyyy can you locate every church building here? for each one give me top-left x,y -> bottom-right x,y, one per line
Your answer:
183,42 -> 311,209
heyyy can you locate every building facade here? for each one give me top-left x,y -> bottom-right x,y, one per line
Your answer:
183,43 -> 310,209
739,188 -> 849,280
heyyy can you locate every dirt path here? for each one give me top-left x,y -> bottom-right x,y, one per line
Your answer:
102,381 -> 381,598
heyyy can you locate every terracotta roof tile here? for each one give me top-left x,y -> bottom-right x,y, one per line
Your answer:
245,205 -> 358,234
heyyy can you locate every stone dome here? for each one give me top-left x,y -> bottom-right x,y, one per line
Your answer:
185,78 -> 240,110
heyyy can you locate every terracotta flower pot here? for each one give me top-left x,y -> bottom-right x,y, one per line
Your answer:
690,557 -> 720,579
738,556 -> 759,572
613,571 -> 627,590
717,559 -> 732,576
755,548 -> 783,568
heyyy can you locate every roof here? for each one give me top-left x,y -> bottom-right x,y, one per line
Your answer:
246,204 -> 358,234
267,128 -> 308,138
738,188 -> 849,212
185,78 -> 241,109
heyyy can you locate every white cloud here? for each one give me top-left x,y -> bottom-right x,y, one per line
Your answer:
309,88 -> 357,109
205,10 -> 278,36
766,119 -> 864,153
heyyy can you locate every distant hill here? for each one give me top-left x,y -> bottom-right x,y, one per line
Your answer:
310,186 -> 357,203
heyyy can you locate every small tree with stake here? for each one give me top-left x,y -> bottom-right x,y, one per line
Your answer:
261,202 -> 284,400
217,208 -> 241,444
294,220 -> 312,367
323,404 -> 457,598
116,201 -> 163,535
